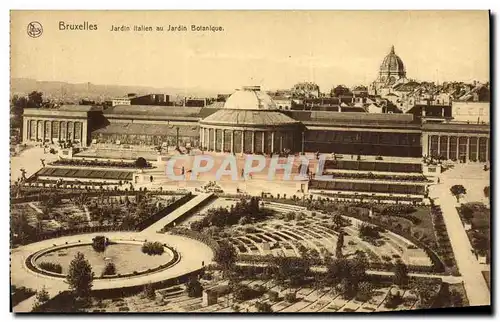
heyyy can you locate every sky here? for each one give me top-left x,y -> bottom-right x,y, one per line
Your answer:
11,10 -> 490,92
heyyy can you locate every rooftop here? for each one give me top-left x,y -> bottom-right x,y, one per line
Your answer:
224,86 -> 277,110
103,105 -> 202,118
200,109 -> 300,127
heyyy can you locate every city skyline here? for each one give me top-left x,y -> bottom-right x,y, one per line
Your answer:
11,11 -> 489,93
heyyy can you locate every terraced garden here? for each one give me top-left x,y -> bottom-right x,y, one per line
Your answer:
181,198 -> 433,270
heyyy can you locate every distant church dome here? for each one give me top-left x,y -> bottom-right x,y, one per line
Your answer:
369,45 -> 409,95
379,45 -> 406,80
224,86 -> 277,110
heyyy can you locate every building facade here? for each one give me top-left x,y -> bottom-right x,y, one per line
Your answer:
22,106 -> 98,147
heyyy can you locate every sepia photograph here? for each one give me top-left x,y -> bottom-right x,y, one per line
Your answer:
9,10 -> 491,313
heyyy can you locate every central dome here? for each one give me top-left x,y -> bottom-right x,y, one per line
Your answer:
380,45 -> 405,77
224,86 -> 277,110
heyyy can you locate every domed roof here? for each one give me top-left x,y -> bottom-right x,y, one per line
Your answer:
200,109 -> 300,127
380,46 -> 405,75
224,86 -> 277,110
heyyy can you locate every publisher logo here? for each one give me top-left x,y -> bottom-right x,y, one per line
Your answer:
27,21 -> 43,38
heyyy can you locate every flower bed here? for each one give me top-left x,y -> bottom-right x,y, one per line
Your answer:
51,159 -> 152,169
323,160 -> 423,173
309,180 -> 425,195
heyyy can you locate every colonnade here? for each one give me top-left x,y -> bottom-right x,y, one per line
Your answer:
23,118 -> 88,146
199,126 -> 298,154
427,134 -> 489,162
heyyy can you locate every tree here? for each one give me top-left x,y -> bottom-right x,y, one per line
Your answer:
412,279 -> 435,308
10,95 -> 27,130
448,289 -> 464,307
450,185 -> 467,202
274,256 -> 311,287
135,157 -> 148,169
484,186 -> 490,199
214,241 -> 237,274
255,301 -> 273,312
66,252 -> 94,299
32,286 -> 50,311
356,281 -> 374,302
336,278 -> 357,299
335,231 -> 344,259
331,85 -> 352,97
393,260 -> 409,287
11,212 -> 37,245
333,213 -> 343,231
460,205 -> 474,223
27,91 -> 43,109
92,236 -> 108,253
102,262 -> 116,276
143,283 -> 156,300
186,277 -> 203,297
71,194 -> 89,209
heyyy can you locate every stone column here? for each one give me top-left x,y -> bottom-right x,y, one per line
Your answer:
301,131 -> 305,154
421,133 -> 429,157
199,128 -> 202,149
47,120 -> 52,142
221,130 -> 225,152
466,136 -> 470,162
212,128 -> 216,151
262,131 -> 265,153
271,132 -> 275,153
486,138 -> 489,162
231,131 -> 234,153
437,135 -> 441,157
476,136 -> 480,162
447,136 -> 451,160
23,118 -> 29,142
71,121 -> 76,141
251,131 -> 255,154
241,131 -> 245,155
455,137 -> 459,160
82,120 -> 88,146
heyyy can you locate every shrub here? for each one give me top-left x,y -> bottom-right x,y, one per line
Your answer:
253,284 -> 267,294
284,292 -> 297,303
295,212 -> 305,221
358,223 -> 382,240
39,262 -> 63,274
238,216 -> 251,225
233,285 -> 261,301
285,212 -> 295,221
92,236 -> 108,253
381,205 -> 416,216
142,241 -> 165,255
267,290 -> 279,302
255,301 -> 273,312
143,283 -> 156,300
102,262 -> 116,276
186,278 -> 203,298
244,226 -> 259,234
385,291 -> 404,309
